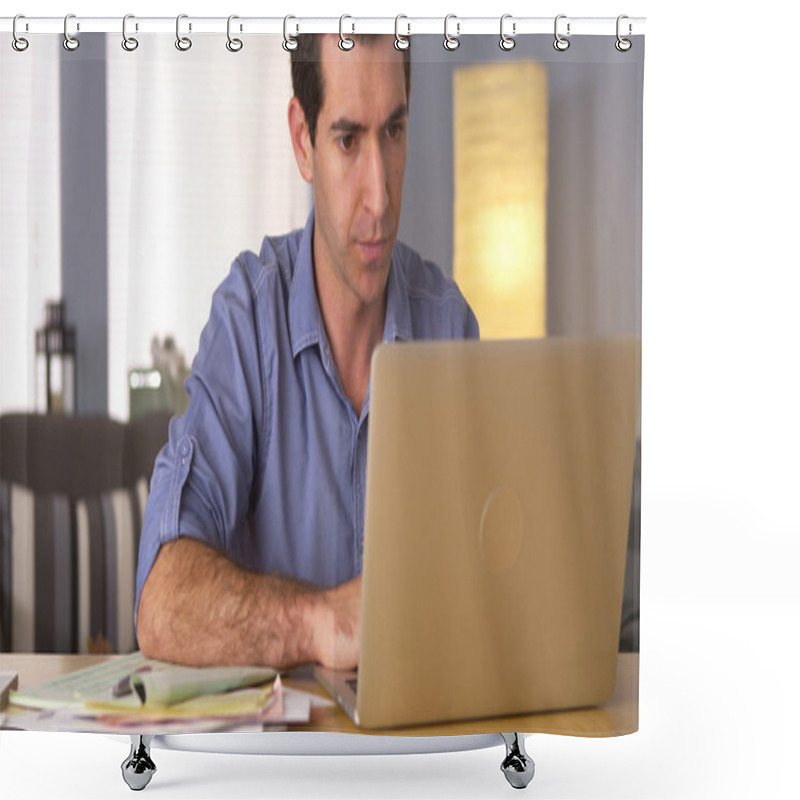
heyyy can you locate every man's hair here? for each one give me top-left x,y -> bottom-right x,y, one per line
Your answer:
290,35 -> 411,148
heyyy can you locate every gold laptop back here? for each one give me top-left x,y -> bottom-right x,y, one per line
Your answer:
358,338 -> 640,729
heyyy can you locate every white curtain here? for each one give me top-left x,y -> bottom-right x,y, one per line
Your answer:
1,35 -> 310,419
106,35 -> 311,420
0,38 -> 62,413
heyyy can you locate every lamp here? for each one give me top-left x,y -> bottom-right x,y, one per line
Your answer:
35,301 -> 76,414
453,61 -> 548,339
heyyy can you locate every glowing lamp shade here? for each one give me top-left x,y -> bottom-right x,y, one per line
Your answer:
453,62 -> 548,339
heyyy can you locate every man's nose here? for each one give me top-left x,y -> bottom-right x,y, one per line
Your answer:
361,140 -> 390,220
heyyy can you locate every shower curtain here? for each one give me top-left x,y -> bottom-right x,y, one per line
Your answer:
1,16 -> 644,744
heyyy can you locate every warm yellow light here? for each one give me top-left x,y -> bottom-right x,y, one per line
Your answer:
453,62 -> 548,339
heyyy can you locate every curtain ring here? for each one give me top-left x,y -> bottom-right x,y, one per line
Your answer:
175,14 -> 192,51
226,15 -> 243,52
282,15 -> 298,51
12,14 -> 29,52
499,14 -> 516,51
616,15 -> 632,52
553,14 -> 570,51
122,14 -> 139,52
443,14 -> 460,51
63,13 -> 79,51
394,15 -> 410,51
339,15 -> 355,51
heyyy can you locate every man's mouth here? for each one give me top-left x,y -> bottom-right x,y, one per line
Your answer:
356,238 -> 389,261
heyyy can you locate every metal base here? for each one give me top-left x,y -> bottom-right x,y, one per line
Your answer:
500,733 -> 535,789
121,735 -> 156,791
118,731 -> 533,790
143,731 -> 500,756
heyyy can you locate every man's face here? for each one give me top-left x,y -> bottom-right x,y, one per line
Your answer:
306,36 -> 408,311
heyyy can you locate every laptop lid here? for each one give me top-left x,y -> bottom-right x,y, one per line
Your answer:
355,337 -> 640,729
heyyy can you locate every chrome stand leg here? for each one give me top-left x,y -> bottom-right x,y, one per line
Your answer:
121,734 -> 156,791
500,733 -> 535,789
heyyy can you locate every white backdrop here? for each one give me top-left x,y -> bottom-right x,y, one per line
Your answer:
2,1 -> 799,799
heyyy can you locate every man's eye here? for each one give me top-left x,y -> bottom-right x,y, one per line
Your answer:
386,122 -> 404,139
339,134 -> 356,151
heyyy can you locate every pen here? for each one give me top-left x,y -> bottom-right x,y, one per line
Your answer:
112,666 -> 153,698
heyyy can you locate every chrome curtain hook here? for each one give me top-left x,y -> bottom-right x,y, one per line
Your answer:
339,14 -> 355,51
394,14 -> 410,51
122,14 -> 139,52
616,14 -> 632,51
226,15 -> 243,52
63,13 -> 79,51
12,14 -> 29,52
554,14 -> 570,51
499,14 -> 516,51
443,14 -> 460,51
282,15 -> 298,51
175,14 -> 192,51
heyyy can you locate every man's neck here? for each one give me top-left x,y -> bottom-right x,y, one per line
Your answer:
313,249 -> 386,419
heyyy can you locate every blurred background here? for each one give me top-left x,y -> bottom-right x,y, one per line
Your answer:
0,33 -> 641,421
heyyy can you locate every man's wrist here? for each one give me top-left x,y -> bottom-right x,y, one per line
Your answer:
302,586 -> 330,666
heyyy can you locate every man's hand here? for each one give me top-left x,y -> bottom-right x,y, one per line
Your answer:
313,575 -> 362,670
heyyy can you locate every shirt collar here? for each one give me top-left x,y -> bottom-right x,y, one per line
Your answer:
382,244 -> 413,344
288,207 -> 414,358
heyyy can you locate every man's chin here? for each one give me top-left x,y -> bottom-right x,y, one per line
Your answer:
356,261 -> 391,306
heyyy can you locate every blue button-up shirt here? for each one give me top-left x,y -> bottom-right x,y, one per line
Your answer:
135,210 -> 478,620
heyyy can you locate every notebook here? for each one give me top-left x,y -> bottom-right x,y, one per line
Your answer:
315,337 -> 640,729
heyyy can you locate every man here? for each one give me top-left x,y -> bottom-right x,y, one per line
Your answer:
135,34 -> 478,670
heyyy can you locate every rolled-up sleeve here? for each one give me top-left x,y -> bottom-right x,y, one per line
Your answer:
135,255 -> 267,623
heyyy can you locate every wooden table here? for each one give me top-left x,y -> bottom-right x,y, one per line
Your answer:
0,652 -> 637,738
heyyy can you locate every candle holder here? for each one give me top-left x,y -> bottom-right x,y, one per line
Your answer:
35,301 -> 76,414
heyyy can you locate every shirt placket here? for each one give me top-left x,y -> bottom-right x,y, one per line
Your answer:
317,334 -> 367,578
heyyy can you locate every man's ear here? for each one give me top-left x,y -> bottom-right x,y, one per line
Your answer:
288,97 -> 313,184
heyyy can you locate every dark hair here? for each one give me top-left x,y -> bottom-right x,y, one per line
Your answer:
290,35 -> 411,148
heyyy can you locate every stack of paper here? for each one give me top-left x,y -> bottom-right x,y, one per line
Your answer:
7,652 -> 312,733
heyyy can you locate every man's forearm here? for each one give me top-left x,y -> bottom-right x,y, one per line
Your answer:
136,537 -> 325,668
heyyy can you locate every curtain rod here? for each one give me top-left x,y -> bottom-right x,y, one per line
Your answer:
1,16 -> 646,37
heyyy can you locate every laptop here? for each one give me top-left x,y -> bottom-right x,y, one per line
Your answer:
315,337 -> 640,729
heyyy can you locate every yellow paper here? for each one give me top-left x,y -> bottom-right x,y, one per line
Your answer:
84,684 -> 274,718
